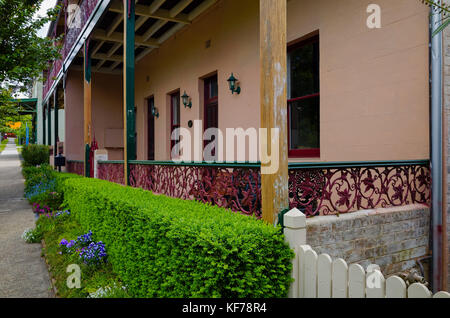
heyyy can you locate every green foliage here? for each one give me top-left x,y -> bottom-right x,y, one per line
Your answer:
64,178 -> 294,298
37,214 -> 129,298
21,144 -> 50,167
22,227 -> 43,243
421,0 -> 450,36
0,0 -> 61,87
23,164 -> 82,210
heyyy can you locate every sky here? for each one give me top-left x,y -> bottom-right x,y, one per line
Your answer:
36,0 -> 58,38
13,0 -> 58,98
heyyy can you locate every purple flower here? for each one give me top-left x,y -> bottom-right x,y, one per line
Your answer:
60,239 -> 68,246
79,241 -> 107,266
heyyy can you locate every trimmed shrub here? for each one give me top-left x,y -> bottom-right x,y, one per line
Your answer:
64,178 -> 294,298
21,144 -> 50,167
23,164 -> 82,209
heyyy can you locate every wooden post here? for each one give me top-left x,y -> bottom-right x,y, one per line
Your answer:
43,103 -> 46,145
123,0 -> 136,185
259,0 -> 289,224
54,89 -> 59,155
47,99 -> 51,147
84,40 -> 92,177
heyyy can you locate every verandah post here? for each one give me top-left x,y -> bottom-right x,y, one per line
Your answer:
43,103 -> 46,145
53,89 -> 59,156
259,0 -> 289,224
47,99 -> 51,147
123,0 -> 136,185
83,40 -> 92,178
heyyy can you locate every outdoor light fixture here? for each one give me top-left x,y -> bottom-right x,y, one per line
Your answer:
227,73 -> 241,95
151,105 -> 159,118
182,91 -> 192,108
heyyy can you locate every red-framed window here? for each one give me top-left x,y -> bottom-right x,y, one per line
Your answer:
204,74 -> 219,160
288,35 -> 320,158
170,91 -> 181,159
147,96 -> 155,161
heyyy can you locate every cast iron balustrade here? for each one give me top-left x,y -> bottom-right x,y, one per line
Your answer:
43,0 -> 101,101
67,160 -> 84,176
88,160 -> 431,219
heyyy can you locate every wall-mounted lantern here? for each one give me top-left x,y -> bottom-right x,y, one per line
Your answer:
181,91 -> 192,108
227,73 -> 241,95
151,105 -> 159,118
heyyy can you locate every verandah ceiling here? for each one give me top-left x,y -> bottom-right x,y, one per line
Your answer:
71,0 -> 217,74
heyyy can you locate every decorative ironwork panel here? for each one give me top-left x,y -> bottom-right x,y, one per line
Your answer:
128,163 -> 262,218
67,160 -> 84,176
96,161 -> 429,220
97,162 -> 125,185
43,0 -> 101,100
289,163 -> 431,217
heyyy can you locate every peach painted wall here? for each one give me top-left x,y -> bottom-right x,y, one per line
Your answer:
133,0 -> 429,162
64,70 -> 124,161
91,72 -> 124,160
287,0 -> 430,162
135,0 -> 260,161
64,70 -> 84,161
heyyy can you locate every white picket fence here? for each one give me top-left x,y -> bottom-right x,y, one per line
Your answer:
284,208 -> 450,299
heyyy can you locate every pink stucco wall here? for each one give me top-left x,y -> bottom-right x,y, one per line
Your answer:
64,70 -> 123,161
135,0 -> 260,161
64,70 -> 84,161
132,0 -> 430,162
64,0 -> 430,163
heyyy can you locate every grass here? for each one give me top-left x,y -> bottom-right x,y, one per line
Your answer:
34,214 -> 129,298
0,138 -> 8,153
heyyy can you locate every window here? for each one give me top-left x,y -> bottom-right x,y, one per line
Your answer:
147,97 -> 155,161
288,35 -> 320,158
170,91 -> 180,158
204,74 -> 219,159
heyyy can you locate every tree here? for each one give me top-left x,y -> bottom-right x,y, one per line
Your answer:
0,0 -> 61,90
0,0 -> 61,130
421,0 -> 450,36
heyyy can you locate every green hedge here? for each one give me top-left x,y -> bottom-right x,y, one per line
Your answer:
64,178 -> 294,298
21,144 -> 50,167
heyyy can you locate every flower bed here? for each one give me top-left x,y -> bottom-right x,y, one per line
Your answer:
64,178 -> 294,298
22,166 -> 127,298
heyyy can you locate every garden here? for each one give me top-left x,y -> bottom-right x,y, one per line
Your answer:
21,144 -> 294,298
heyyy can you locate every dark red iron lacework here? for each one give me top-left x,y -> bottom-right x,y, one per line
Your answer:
44,0 -> 100,100
67,161 -> 84,177
96,162 -> 430,219
128,164 -> 262,218
289,164 -> 431,217
97,162 -> 125,185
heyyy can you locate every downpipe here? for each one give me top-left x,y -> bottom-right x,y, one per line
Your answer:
430,4 -> 444,293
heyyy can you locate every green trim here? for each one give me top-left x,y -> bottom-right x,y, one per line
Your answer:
67,160 -> 84,164
288,160 -> 430,170
125,0 -> 136,164
47,102 -> 51,146
96,160 -> 430,170
10,98 -> 38,103
85,144 -> 91,178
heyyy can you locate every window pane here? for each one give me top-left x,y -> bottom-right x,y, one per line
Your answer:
209,77 -> 218,98
172,94 -> 179,126
289,40 -> 319,98
289,96 -> 320,150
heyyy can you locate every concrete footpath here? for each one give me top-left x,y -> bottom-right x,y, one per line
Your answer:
0,138 -> 53,297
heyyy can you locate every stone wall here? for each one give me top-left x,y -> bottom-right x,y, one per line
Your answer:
306,204 -> 430,277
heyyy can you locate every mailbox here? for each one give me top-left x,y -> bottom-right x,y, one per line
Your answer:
55,154 -> 66,172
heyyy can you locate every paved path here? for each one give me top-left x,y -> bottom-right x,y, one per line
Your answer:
0,138 -> 53,298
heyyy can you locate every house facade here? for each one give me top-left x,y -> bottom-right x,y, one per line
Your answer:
38,0 -> 449,292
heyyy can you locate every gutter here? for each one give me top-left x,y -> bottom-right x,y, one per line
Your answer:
429,5 -> 447,293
